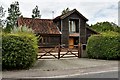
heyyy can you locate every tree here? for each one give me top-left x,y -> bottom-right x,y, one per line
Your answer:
32,5 -> 41,18
90,21 -> 120,33
0,6 -> 6,27
6,1 -> 21,32
62,7 -> 70,15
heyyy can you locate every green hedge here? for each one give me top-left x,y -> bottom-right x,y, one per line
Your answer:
2,32 -> 38,70
86,32 -> 120,60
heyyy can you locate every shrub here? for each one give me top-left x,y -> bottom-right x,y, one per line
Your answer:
86,31 -> 120,60
2,32 -> 38,70
11,25 -> 34,33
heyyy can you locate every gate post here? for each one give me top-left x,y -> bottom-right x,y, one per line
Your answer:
58,44 -> 61,59
78,43 -> 81,58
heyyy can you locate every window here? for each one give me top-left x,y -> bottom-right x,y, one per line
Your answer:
69,19 -> 79,33
69,21 -> 76,32
39,37 -> 50,44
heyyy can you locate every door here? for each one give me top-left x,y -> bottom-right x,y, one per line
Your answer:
69,38 -> 74,48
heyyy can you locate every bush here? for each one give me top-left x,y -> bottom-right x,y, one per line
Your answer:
2,32 -> 38,70
86,31 -> 120,60
11,25 -> 34,33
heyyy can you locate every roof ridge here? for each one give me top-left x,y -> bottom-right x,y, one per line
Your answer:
19,17 -> 53,21
53,8 -> 88,21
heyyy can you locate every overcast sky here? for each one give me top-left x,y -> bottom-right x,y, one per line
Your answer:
0,0 -> 119,25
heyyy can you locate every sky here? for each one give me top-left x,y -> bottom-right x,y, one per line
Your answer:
0,0 -> 119,25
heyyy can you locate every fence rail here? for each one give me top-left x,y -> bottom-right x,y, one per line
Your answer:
37,44 -> 82,59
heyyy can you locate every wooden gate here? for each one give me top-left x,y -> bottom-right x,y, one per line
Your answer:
37,44 -> 81,59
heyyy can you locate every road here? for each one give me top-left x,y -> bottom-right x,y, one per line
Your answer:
67,70 -> 119,78
2,70 -> 119,80
2,58 -> 119,80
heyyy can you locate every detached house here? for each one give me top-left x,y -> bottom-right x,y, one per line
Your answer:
17,9 -> 98,48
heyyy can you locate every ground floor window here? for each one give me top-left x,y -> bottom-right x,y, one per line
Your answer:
39,36 -> 60,45
39,37 -> 50,44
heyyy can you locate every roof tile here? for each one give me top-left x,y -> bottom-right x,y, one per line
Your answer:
17,17 -> 61,35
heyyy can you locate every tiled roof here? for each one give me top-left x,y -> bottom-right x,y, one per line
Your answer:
54,9 -> 88,21
86,27 -> 99,34
17,17 -> 61,35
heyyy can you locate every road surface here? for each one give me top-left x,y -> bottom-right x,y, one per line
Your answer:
67,70 -> 119,78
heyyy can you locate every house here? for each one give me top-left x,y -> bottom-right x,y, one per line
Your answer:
17,9 -> 98,48
17,18 -> 61,47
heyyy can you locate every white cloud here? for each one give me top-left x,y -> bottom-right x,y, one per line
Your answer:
0,0 -> 119,25
87,2 -> 118,24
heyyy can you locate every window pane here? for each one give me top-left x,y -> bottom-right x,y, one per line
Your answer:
69,19 -> 79,33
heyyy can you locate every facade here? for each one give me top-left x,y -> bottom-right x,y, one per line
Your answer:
53,9 -> 88,48
17,9 -> 98,48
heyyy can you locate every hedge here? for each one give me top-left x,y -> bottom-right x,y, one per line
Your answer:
2,32 -> 38,70
86,31 -> 120,60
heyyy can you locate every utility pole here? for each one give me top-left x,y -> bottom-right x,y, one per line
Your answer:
52,11 -> 54,19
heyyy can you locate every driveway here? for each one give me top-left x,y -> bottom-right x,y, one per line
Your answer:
2,58 -> 119,79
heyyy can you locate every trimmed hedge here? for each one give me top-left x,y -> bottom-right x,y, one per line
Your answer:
2,32 -> 38,70
86,32 -> 120,60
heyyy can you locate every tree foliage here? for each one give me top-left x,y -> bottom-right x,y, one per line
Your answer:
0,6 -> 6,27
0,6 -> 6,18
62,7 -> 70,15
32,5 -> 41,18
6,1 -> 21,32
11,25 -> 34,34
90,21 -> 120,33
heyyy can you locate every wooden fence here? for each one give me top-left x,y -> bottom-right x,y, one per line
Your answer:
37,43 -> 82,59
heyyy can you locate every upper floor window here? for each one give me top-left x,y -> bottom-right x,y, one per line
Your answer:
69,19 -> 79,33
